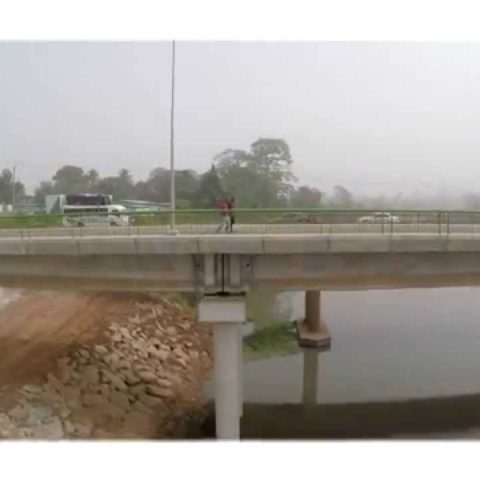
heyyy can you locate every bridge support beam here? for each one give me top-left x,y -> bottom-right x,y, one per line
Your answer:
198,295 -> 245,440
305,290 -> 321,332
302,349 -> 320,406
297,291 -> 331,406
297,290 -> 331,350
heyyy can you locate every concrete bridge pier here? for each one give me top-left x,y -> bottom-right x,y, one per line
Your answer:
298,290 -> 331,407
297,290 -> 331,350
198,295 -> 246,439
302,349 -> 320,405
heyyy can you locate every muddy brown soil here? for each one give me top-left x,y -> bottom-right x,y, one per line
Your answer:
0,291 -> 149,386
0,289 -> 213,439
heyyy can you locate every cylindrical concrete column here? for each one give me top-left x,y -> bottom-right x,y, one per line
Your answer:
238,325 -> 243,418
305,290 -> 321,333
198,295 -> 246,440
213,322 -> 242,439
302,349 -> 320,406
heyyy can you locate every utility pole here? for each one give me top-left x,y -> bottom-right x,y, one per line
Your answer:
169,39 -> 177,234
11,164 -> 16,212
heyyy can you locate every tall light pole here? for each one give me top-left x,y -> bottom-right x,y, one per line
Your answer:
11,164 -> 16,210
169,39 -> 177,234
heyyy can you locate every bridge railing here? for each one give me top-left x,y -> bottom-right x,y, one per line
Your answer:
1,208 -> 480,235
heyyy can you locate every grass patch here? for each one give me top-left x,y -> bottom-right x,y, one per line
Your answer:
244,321 -> 299,361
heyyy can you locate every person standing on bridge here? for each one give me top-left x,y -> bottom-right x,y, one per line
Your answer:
215,197 -> 231,233
227,197 -> 235,233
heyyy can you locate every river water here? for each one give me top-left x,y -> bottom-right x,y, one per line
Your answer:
244,287 -> 480,404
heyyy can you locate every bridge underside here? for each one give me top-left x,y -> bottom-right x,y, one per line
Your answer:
1,251 -> 480,292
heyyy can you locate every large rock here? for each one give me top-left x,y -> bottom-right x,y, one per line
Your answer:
139,392 -> 165,409
25,404 -> 55,427
43,383 -> 65,407
104,352 -> 121,368
148,346 -> 169,362
129,384 -> 146,398
47,373 -> 64,393
102,370 -> 127,391
78,349 -> 90,360
122,370 -> 141,387
166,327 -> 177,336
63,386 -> 82,409
190,351 -> 200,360
111,332 -> 123,343
81,365 -> 100,385
119,327 -> 131,340
156,378 -> 173,389
137,370 -> 157,383
82,393 -> 104,407
146,384 -> 173,398
72,420 -> 93,438
99,383 -> 111,400
0,413 -> 18,437
59,406 -> 71,420
173,347 -> 188,360
94,345 -> 109,356
162,372 -> 182,384
31,416 -> 64,440
114,358 -> 131,371
63,419 -> 75,436
110,390 -> 130,409
8,404 -> 28,422
128,314 -> 141,325
22,384 -> 43,399
131,400 -> 153,416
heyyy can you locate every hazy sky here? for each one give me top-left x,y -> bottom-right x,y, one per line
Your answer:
2,41 -> 480,196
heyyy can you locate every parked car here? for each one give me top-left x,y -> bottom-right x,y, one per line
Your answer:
357,212 -> 400,224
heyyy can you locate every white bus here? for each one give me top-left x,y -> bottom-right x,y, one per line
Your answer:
60,194 -> 130,227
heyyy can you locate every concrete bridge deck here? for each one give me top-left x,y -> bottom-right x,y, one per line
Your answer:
0,231 -> 480,292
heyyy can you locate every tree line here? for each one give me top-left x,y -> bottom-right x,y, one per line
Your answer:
1,138 -> 357,209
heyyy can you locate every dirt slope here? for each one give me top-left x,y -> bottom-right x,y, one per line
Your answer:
0,291 -> 147,386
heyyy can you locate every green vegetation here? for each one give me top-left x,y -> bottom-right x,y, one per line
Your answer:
0,214 -> 62,229
4,137 -> 339,213
243,321 -> 299,361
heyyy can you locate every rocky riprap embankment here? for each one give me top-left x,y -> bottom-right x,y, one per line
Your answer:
0,296 -> 213,439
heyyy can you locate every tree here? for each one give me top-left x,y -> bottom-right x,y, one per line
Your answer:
213,138 -> 296,207
140,167 -> 171,203
115,168 -> 135,200
85,169 -> 100,193
33,181 -> 56,204
250,138 -> 294,183
332,185 -> 353,207
290,185 -> 323,208
194,165 -> 225,207
52,165 -> 88,193
0,169 -> 25,204
175,169 -> 199,207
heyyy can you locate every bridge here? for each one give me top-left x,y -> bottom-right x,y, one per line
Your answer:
2,208 -> 480,438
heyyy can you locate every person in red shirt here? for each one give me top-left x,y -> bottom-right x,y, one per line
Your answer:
215,197 -> 231,233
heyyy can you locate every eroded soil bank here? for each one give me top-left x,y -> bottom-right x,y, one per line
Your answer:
0,289 -> 213,439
